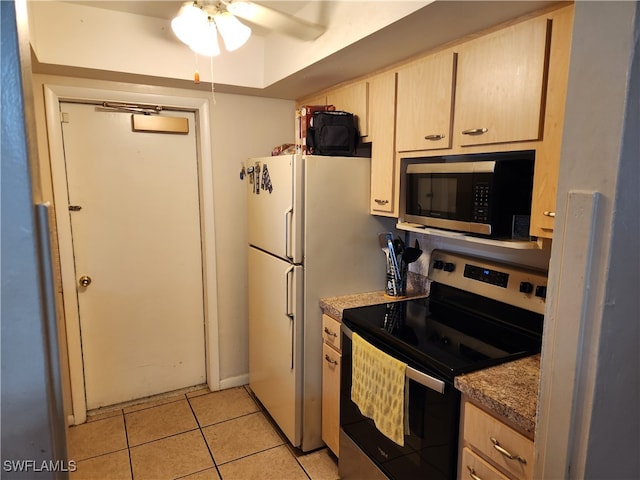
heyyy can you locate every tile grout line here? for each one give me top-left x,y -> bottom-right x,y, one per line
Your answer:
212,443 -> 287,468
241,384 -> 313,479
121,408 -> 135,480
185,393 -> 225,479
243,384 -> 336,480
292,450 -> 314,480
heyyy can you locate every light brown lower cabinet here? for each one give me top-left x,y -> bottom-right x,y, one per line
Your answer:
462,447 -> 510,480
321,314 -> 342,456
460,401 -> 534,480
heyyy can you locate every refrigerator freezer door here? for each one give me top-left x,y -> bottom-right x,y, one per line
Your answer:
247,155 -> 303,263
248,246 -> 303,446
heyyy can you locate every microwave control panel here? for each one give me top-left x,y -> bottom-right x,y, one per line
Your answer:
472,183 -> 490,223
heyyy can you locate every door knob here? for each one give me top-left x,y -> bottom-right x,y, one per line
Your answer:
79,275 -> 92,287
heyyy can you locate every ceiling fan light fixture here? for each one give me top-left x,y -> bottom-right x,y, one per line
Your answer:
171,2 -> 209,47
214,12 -> 252,52
189,19 -> 221,57
225,1 -> 258,19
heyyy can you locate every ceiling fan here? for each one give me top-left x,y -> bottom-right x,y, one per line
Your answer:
172,1 -> 326,56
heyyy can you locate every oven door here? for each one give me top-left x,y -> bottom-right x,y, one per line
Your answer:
339,326 -> 460,480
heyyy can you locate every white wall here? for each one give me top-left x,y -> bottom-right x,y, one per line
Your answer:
209,92 -> 295,384
30,74 -> 294,396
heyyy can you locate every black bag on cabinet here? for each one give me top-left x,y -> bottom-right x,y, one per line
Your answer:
306,110 -> 359,156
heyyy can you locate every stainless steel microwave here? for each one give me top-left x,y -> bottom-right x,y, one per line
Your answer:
401,155 -> 534,237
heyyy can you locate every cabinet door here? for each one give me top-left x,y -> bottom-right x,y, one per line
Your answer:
529,5 -> 574,238
368,71 -> 398,215
396,50 -> 456,151
322,343 -> 341,456
326,81 -> 369,138
454,17 -> 551,147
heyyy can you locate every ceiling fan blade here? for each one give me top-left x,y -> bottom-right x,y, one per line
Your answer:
225,1 -> 326,41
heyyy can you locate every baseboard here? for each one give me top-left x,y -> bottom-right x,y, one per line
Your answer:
218,373 -> 249,390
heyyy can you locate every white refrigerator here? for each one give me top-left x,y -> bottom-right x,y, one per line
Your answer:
247,154 -> 393,451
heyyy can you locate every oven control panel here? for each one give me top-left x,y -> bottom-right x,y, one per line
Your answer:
430,250 -> 548,314
463,264 -> 510,288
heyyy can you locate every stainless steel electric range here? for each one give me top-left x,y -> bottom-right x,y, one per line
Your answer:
339,250 -> 548,480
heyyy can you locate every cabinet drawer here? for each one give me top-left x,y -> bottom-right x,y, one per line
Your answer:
322,314 -> 341,351
322,342 -> 341,456
464,403 -> 534,480
461,447 -> 510,480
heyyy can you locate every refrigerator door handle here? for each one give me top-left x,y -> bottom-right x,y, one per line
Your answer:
285,266 -> 295,370
285,266 -> 294,318
285,208 -> 293,260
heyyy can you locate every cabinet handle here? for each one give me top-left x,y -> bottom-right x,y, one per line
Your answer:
490,437 -> 527,464
466,466 -> 483,480
324,354 -> 338,365
543,211 -> 556,218
461,128 -> 488,135
374,199 -> 389,205
424,134 -> 445,141
323,327 -> 337,338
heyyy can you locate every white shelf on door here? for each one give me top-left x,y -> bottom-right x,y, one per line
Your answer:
396,222 -> 544,250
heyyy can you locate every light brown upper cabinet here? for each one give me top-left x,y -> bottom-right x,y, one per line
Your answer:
453,16 -> 551,147
326,81 -> 369,139
368,71 -> 398,216
529,4 -> 574,238
396,50 -> 457,152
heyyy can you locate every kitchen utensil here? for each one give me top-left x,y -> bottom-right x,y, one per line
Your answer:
401,239 -> 422,264
393,237 -> 404,258
379,232 -> 398,296
386,232 -> 402,292
402,246 -> 423,265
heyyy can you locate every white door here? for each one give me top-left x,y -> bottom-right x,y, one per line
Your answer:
246,155 -> 303,263
60,102 -> 206,409
248,246 -> 303,446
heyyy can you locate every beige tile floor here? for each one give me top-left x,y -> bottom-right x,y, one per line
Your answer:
68,386 -> 339,480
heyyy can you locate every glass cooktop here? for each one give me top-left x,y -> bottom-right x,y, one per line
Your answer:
342,285 -> 543,382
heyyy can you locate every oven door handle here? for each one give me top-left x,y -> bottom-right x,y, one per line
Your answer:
342,325 -> 446,394
406,365 -> 445,394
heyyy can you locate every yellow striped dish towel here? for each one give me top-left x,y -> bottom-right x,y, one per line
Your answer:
351,332 -> 407,446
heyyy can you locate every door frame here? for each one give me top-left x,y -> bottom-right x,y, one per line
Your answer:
44,84 -> 220,425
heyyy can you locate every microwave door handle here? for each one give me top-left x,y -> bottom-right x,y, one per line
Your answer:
342,325 -> 446,394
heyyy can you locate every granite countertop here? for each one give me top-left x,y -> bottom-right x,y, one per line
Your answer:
319,292 -> 540,439
319,291 -> 416,320
455,354 -> 540,438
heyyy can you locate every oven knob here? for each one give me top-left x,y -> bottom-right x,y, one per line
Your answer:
433,260 -> 445,270
443,262 -> 456,272
535,285 -> 547,299
519,281 -> 534,294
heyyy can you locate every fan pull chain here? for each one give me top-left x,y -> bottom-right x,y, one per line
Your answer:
209,54 -> 216,104
194,51 -> 200,84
